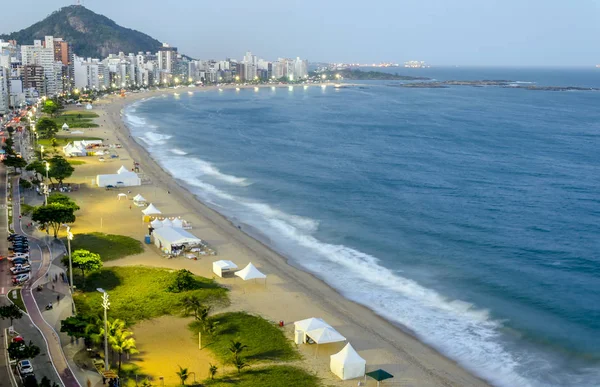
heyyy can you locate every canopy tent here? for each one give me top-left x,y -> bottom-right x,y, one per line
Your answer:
366,369 -> 394,387
162,218 -> 173,228
153,227 -> 203,254
117,165 -> 130,174
235,263 -> 266,281
117,193 -> 128,200
306,326 -> 346,344
62,122 -> 69,131
133,194 -> 147,206
97,166 -> 141,187
71,130 -> 85,134
172,218 -> 184,228
142,203 -> 161,215
294,318 -> 332,344
330,343 -> 366,380
213,260 -> 238,277
63,142 -> 86,157
150,218 -> 162,229
86,103 -> 93,110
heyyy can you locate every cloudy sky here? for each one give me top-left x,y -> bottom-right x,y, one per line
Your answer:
3,0 -> 600,66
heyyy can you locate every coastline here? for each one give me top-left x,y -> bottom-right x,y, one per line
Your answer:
97,84 -> 491,386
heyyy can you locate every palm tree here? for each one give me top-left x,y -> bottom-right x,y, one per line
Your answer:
206,320 -> 220,336
228,340 -> 248,360
89,318 -> 126,364
109,329 -> 138,377
175,365 -> 189,386
198,305 -> 211,326
232,357 -> 248,374
180,295 -> 203,321
208,363 -> 218,380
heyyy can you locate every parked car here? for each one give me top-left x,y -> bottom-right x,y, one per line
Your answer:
12,273 -> 30,285
12,336 -> 24,344
7,253 -> 29,260
17,359 -> 33,375
10,258 -> 29,265
10,264 -> 31,275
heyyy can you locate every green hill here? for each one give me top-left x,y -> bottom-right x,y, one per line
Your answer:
0,5 -> 163,58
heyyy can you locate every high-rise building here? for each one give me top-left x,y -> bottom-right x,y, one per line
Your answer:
23,64 -> 46,96
158,43 -> 177,73
73,56 -> 109,90
0,67 -> 9,114
21,37 -> 64,96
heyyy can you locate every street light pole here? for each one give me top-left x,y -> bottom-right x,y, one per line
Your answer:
44,161 -> 50,206
97,288 -> 110,371
66,226 -> 75,312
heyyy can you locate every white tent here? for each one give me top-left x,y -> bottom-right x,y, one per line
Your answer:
62,122 -> 69,131
172,218 -> 184,228
142,203 -> 161,215
86,103 -> 93,110
150,218 -> 162,229
133,194 -> 146,206
71,130 -> 84,135
162,218 -> 173,228
96,171 -> 141,187
235,263 -> 266,281
295,318 -> 331,335
330,343 -> 366,380
117,165 -> 130,174
63,142 -> 86,157
305,326 -> 346,344
213,260 -> 238,277
117,193 -> 128,200
153,227 -> 202,253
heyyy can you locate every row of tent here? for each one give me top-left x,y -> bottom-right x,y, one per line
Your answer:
294,317 -> 393,384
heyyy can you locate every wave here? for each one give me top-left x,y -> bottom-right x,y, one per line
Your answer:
171,149 -> 188,156
139,132 -> 172,146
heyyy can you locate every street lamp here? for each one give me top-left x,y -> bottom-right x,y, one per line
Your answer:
64,226 -> 75,305
97,288 -> 110,371
40,145 -> 44,160
44,161 -> 50,205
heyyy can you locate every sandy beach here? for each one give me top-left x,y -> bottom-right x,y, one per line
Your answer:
61,84 -> 491,387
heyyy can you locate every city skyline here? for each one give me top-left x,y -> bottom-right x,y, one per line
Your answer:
2,0 -> 600,66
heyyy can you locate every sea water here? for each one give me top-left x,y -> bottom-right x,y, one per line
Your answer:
124,68 -> 600,387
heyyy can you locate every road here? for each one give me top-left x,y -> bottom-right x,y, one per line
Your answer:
12,176 -> 80,387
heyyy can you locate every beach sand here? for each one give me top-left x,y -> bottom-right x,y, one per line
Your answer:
60,85 -> 490,387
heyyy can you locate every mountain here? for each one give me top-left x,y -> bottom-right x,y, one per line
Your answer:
0,5 -> 163,59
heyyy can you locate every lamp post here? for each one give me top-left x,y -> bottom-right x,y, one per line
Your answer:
64,226 -> 75,312
97,288 -> 110,371
44,161 -> 50,206
40,145 -> 44,160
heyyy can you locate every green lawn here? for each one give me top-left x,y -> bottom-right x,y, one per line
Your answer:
203,366 -> 321,387
73,266 -> 228,325
51,111 -> 99,128
67,160 -> 86,165
191,312 -> 300,364
65,232 -> 144,261
10,288 -> 26,313
37,135 -> 103,148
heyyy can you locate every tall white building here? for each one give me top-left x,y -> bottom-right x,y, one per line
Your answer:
73,56 -> 108,90
0,67 -> 9,114
21,37 -> 63,96
158,43 -> 177,73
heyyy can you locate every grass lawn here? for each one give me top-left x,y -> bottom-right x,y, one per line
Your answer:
9,288 -> 26,312
203,366 -> 321,387
191,312 -> 300,364
67,159 -> 86,165
74,266 -> 228,325
50,111 -> 99,128
37,135 -> 103,148
64,232 -> 144,261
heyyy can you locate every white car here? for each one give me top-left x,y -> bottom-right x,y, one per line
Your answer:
7,253 -> 30,261
10,264 -> 31,275
12,273 -> 30,285
17,359 -> 33,375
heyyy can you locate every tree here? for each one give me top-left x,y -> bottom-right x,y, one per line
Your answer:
232,356 -> 248,374
61,315 -> 91,339
6,126 -> 14,135
48,155 -> 75,186
47,192 -> 80,210
228,340 -> 248,360
110,329 -> 138,377
37,118 -> 58,139
41,99 -> 59,117
26,160 -> 46,180
0,304 -> 23,325
208,363 -> 218,380
40,376 -> 60,387
69,249 -> 102,286
180,295 -> 203,321
8,341 -> 40,360
32,203 -> 76,238
175,365 -> 189,386
167,269 -> 196,293
3,155 -> 27,172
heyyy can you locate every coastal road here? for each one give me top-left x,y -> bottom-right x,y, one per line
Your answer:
12,176 -> 80,387
0,165 -> 14,387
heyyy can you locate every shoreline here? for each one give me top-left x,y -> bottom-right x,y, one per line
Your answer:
97,84 -> 491,386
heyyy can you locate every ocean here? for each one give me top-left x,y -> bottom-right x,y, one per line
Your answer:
124,67 -> 600,387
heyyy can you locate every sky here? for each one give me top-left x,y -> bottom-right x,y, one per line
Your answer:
2,0 -> 600,66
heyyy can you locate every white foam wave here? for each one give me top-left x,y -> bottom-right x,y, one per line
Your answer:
171,149 -> 188,156
185,157 -> 250,186
139,132 -> 172,146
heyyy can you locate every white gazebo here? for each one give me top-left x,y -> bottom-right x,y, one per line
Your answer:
234,262 -> 266,281
142,203 -> 161,216
330,343 -> 366,380
172,218 -> 184,228
117,165 -> 130,174
162,218 -> 173,228
152,227 -> 202,253
212,260 -> 238,277
117,193 -> 128,200
86,103 -> 93,110
133,194 -> 146,206
62,122 -> 69,131
305,326 -> 347,358
294,318 -> 331,344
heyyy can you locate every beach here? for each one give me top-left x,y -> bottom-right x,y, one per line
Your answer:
63,85 -> 490,386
